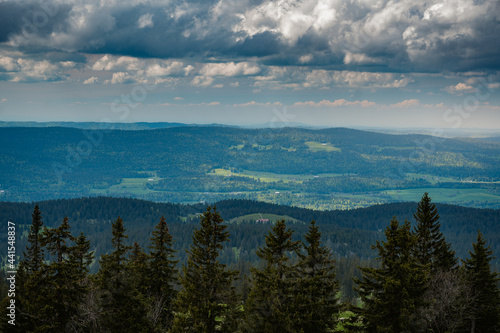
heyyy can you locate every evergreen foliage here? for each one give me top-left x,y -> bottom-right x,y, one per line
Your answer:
292,220 -> 340,332
462,231 -> 500,332
173,206 -> 240,333
244,219 -> 301,332
354,218 -> 428,332
6,195 -> 500,332
413,192 -> 457,272
146,216 -> 178,331
97,216 -> 150,332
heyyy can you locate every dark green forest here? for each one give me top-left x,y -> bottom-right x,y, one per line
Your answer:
1,194 -> 499,332
1,126 -> 499,209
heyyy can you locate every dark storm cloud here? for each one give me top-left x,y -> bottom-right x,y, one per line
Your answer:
0,0 -> 499,73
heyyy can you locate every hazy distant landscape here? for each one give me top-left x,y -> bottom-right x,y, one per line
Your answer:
1,124 -> 499,210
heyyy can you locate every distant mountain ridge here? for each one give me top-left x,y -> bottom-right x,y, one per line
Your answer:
0,125 -> 499,209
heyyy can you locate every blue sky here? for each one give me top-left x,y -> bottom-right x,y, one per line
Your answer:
0,0 -> 499,128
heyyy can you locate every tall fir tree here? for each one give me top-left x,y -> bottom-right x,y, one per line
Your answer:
97,216 -> 151,332
23,205 -> 45,272
244,219 -> 301,333
292,220 -> 340,332
147,216 -> 178,332
354,218 -> 428,333
38,217 -> 93,332
462,231 -> 500,333
413,192 -> 457,272
172,206 -> 240,333
16,205 -> 48,332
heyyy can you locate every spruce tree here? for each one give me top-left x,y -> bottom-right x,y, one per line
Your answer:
354,218 -> 428,333
244,219 -> 301,333
147,216 -> 178,331
23,205 -> 45,272
16,205 -> 48,332
293,220 -> 340,332
98,216 -> 150,332
173,206 -> 240,333
462,231 -> 500,332
413,192 -> 457,272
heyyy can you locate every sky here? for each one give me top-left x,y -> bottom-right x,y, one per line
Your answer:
0,0 -> 499,129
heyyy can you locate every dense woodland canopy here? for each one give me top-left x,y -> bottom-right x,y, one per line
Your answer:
1,194 -> 499,332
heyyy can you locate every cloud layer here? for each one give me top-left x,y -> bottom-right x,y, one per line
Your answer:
0,0 -> 498,73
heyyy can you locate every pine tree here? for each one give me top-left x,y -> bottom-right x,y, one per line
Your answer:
413,192 -> 457,272
98,216 -> 150,332
354,218 -> 428,333
23,205 -> 45,272
244,219 -> 301,333
462,231 -> 500,332
147,216 -> 178,331
37,217 -> 92,332
16,205 -> 48,332
292,220 -> 340,332
172,206 -> 240,333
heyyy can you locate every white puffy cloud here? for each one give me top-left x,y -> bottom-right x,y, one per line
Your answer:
390,99 -> 420,108
92,55 -> 142,72
444,82 -> 475,95
0,56 -> 20,72
137,13 -> 154,28
303,70 -> 412,88
293,99 -> 377,107
83,76 -> 98,84
0,55 -> 75,82
191,76 -> 215,87
199,62 -> 261,77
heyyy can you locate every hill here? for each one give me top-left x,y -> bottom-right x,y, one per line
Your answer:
1,197 -> 498,269
0,126 -> 499,209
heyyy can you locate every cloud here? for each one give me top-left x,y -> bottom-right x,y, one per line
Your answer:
199,62 -> 261,77
191,76 -> 215,87
233,101 -> 283,107
444,82 -> 475,95
137,13 -> 154,29
83,76 -> 98,84
303,70 -> 412,88
293,99 -> 377,107
0,55 -> 75,82
1,98 -> 7,102
108,72 -> 135,84
390,99 -> 420,108
0,0 -> 497,73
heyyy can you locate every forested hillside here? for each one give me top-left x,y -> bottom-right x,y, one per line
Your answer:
1,197 -> 498,270
1,126 -> 499,209
1,195 -> 498,332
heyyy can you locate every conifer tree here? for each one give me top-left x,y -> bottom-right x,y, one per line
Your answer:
244,219 -> 301,332
413,192 -> 457,272
23,205 -> 45,272
354,218 -> 428,333
292,220 -> 340,332
147,216 -> 178,331
69,232 -> 94,276
173,206 -> 239,333
462,231 -> 500,332
98,216 -> 150,332
37,217 -> 93,331
16,205 -> 48,332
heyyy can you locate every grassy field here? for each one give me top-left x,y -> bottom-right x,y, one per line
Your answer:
383,188 -> 500,205
209,168 -> 345,183
229,213 -> 305,224
88,172 -> 500,210
305,141 -> 341,152
90,177 -> 160,196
